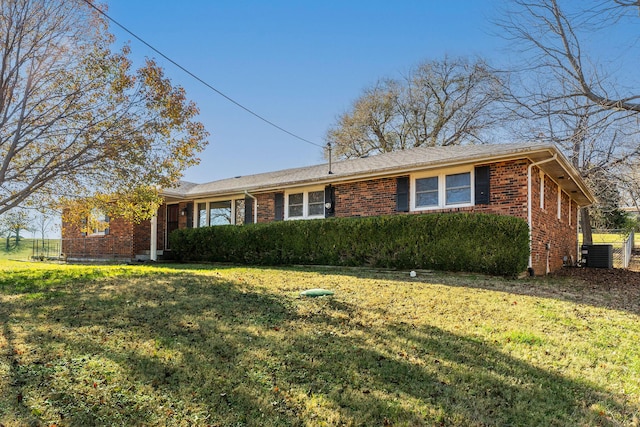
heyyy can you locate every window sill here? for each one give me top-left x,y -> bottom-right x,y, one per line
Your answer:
413,203 -> 474,212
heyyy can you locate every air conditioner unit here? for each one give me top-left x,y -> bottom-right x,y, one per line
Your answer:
581,244 -> 613,269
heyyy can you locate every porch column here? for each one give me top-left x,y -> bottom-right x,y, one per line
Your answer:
150,215 -> 157,261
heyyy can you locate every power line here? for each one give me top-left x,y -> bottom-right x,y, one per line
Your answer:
80,0 -> 325,149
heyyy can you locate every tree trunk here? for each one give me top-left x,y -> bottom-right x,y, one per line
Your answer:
580,207 -> 593,245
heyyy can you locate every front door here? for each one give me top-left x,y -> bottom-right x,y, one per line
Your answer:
166,204 -> 180,249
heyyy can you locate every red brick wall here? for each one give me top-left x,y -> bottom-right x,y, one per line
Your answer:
61,212 -> 135,260
334,177 -> 398,217
61,159 -> 582,273
257,193 -> 276,223
246,161 -> 577,274
529,168 -> 579,274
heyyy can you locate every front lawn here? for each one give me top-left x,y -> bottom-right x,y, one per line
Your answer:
0,261 -> 638,426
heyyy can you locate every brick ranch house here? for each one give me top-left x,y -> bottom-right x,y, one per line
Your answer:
62,142 -> 595,275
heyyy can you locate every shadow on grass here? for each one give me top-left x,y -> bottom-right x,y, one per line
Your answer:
0,268 -> 632,426
272,263 -> 640,316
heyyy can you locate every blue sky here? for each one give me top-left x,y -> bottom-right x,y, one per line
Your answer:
105,1 -> 504,184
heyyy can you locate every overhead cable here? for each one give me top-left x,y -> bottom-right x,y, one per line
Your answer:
80,0 -> 324,149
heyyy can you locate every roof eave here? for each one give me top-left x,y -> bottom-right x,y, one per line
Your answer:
175,144 -> 595,207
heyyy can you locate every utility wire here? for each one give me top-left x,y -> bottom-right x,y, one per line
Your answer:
81,0 -> 325,149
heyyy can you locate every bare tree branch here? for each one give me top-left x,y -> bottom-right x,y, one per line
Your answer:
325,57 -> 506,159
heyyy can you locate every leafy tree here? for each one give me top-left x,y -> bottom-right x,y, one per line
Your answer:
0,0 -> 208,222
496,0 -> 640,241
0,210 -> 31,250
325,57 -> 505,159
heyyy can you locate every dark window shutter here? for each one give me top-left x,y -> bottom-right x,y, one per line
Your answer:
474,165 -> 490,205
103,214 -> 110,235
274,193 -> 284,221
81,217 -> 87,237
244,196 -> 254,224
324,185 -> 336,218
396,176 -> 409,212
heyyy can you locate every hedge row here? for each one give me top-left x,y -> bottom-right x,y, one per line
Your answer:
169,213 -> 530,276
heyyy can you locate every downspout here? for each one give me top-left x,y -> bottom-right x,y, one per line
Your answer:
527,154 -> 557,274
244,191 -> 258,224
150,215 -> 158,261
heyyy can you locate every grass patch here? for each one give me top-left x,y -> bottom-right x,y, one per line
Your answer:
0,239 -> 60,262
579,233 -> 630,249
0,262 -> 639,426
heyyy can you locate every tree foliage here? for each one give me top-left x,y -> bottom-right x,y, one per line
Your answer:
0,0 -> 208,221
0,210 -> 31,249
325,57 -> 505,159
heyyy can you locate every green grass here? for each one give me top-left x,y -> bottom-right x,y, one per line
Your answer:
579,232 -> 631,249
1,261 -> 639,426
0,239 -> 60,261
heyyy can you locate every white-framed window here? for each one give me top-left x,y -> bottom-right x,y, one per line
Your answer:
84,208 -> 109,236
195,198 -> 249,227
446,172 -> 472,205
209,200 -> 232,226
415,176 -> 439,208
412,168 -> 474,211
285,187 -> 326,220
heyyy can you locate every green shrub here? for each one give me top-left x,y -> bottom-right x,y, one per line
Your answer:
169,213 -> 529,276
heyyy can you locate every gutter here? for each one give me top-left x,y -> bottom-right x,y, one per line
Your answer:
182,148 -> 563,200
244,190 -> 258,224
527,154 -> 557,273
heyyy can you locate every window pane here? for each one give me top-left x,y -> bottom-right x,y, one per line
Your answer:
446,172 -> 470,188
417,191 -> 438,207
416,177 -> 438,207
416,177 -> 438,192
289,193 -> 303,205
88,208 -> 109,235
308,191 -> 324,204
308,190 -> 325,216
288,193 -> 304,217
235,199 -> 245,225
289,205 -> 303,217
198,203 -> 207,227
446,188 -> 471,204
446,172 -> 471,205
209,201 -> 232,226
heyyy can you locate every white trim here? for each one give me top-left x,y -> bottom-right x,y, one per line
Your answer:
284,186 -> 325,220
527,156 -> 557,271
569,197 -> 572,226
244,191 -> 258,224
411,166 -> 474,211
557,183 -> 562,219
150,215 -> 157,261
193,195 -> 248,227
539,171 -> 545,210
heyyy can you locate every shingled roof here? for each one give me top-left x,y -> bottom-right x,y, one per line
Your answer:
163,142 -> 595,206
